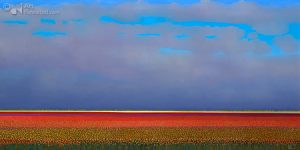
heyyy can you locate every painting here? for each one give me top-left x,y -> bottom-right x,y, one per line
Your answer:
0,0 -> 299,149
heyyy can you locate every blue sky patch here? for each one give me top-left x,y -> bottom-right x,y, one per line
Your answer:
160,48 -> 192,55
288,23 -> 300,40
205,35 -> 218,39
100,16 -> 256,39
40,18 -> 56,25
257,34 -> 285,57
1,20 -> 27,25
136,33 -> 161,37
32,31 -> 67,37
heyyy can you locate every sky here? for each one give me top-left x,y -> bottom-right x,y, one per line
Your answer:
0,0 -> 299,110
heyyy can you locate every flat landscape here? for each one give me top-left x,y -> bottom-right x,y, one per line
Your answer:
0,111 -> 299,149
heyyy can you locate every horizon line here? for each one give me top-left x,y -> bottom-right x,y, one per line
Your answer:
0,110 -> 299,113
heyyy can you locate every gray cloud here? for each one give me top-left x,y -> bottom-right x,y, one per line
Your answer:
0,2 -> 300,110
